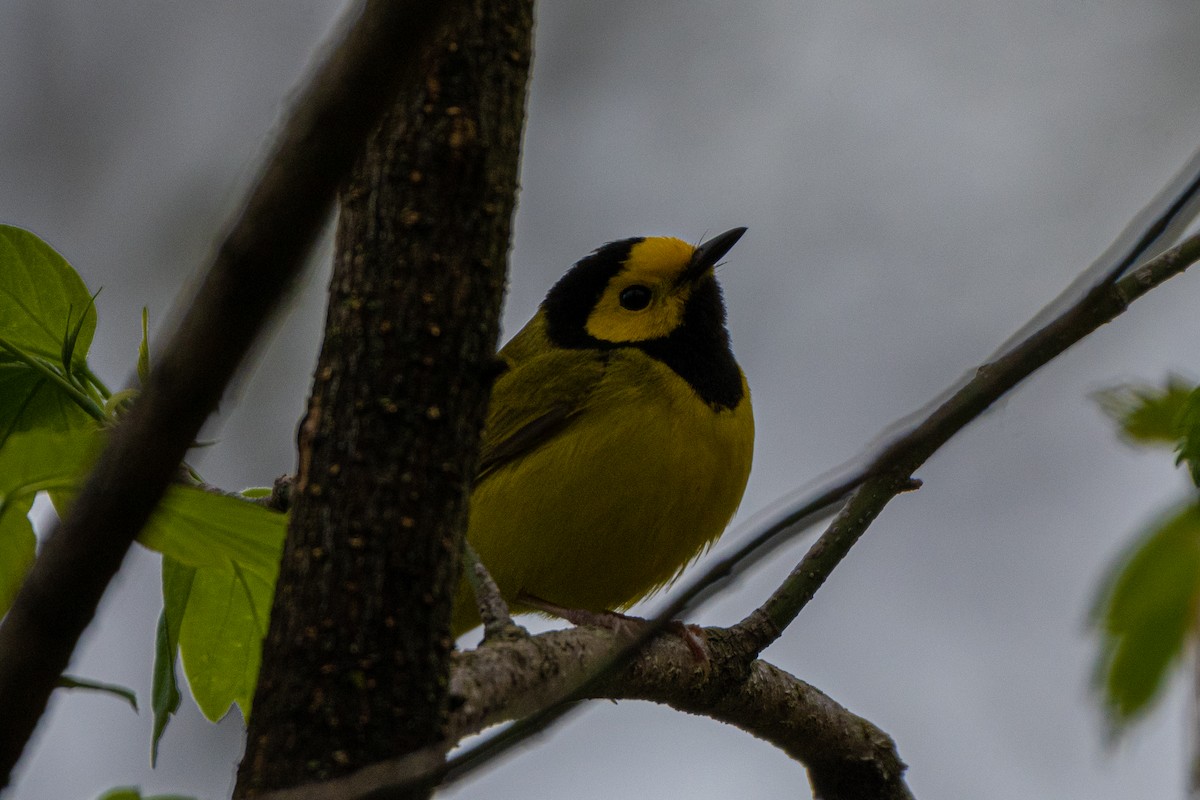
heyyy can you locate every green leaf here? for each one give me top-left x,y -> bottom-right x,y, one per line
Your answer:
0,351 -> 98,440
138,485 -> 285,583
0,226 -> 105,435
1094,377 -> 1194,446
151,556 -> 192,766
177,562 -> 272,721
1092,502 -> 1200,731
0,428 -> 102,615
58,673 -> 138,711
1177,387 -> 1200,487
0,492 -> 35,618
139,489 -> 283,726
61,290 -> 100,376
0,428 -> 99,495
0,225 -> 96,362
137,307 -> 150,387
96,787 -> 198,800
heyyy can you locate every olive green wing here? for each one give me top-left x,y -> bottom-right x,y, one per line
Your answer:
476,340 -> 608,482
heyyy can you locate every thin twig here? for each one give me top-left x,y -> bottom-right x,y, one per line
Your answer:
743,234 -> 1200,642
462,542 -> 520,636
750,475 -> 920,642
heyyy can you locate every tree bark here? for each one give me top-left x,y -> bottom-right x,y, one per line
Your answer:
235,1 -> 533,795
0,1 -> 455,785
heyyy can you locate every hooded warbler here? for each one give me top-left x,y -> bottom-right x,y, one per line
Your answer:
453,227 -> 754,637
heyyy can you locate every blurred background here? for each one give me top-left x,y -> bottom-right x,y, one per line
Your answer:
3,1 -> 1200,798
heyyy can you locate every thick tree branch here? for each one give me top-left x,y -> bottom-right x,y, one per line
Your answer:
457,627 -> 912,800
235,1 -> 533,796
255,626 -> 913,800
0,0 -> 456,785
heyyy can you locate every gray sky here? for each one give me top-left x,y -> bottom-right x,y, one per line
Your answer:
4,1 -> 1200,798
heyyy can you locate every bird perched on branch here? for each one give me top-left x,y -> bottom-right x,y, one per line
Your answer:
452,228 -> 754,638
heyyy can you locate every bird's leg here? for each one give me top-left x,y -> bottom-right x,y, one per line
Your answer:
517,592 -> 708,662
518,592 -> 640,634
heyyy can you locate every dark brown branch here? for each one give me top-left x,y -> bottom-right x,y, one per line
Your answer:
235,0 -> 533,796
0,0 -> 457,784
255,626 -> 913,800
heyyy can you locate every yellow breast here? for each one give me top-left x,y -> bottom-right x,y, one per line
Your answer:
453,349 -> 753,636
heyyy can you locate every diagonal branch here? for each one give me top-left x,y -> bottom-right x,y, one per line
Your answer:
0,0 -> 458,783
742,230 -> 1200,645
254,625 -> 914,800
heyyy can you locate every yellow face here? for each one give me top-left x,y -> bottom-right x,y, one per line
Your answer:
584,237 -> 699,344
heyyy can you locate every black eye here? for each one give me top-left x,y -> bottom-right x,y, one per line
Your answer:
618,285 -> 652,311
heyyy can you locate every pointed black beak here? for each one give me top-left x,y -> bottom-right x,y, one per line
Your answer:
682,226 -> 747,284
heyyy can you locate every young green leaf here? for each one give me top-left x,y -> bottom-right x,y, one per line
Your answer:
0,349 -> 100,438
60,290 -> 99,377
0,428 -> 102,615
138,488 -> 284,729
0,226 -> 105,433
177,563 -> 273,722
1092,502 -> 1200,730
151,556 -> 192,766
96,787 -> 197,800
1094,377 -> 1194,446
0,493 -> 35,618
137,307 -> 150,387
96,790 -> 142,800
1176,387 -> 1200,487
0,225 -> 96,361
137,485 -> 285,583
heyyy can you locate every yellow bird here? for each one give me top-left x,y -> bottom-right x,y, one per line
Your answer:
452,228 -> 754,637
